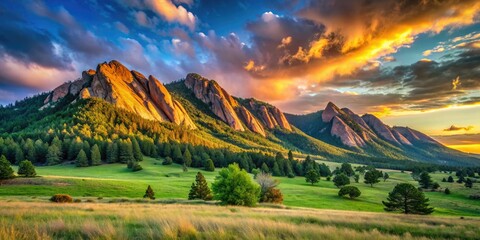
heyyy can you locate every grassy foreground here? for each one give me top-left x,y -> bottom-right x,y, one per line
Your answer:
1,157 -> 480,217
1,201 -> 479,240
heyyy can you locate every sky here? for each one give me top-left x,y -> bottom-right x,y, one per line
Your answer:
0,0 -> 479,153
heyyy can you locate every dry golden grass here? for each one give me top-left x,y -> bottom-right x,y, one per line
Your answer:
0,201 -> 478,239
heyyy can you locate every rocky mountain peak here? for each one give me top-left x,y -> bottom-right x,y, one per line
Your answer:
43,60 -> 196,129
322,101 -> 342,122
185,73 -> 292,135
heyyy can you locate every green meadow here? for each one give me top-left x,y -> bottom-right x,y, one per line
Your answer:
1,157 -> 479,217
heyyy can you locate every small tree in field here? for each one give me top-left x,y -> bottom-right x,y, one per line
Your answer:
162,157 -> 173,165
212,163 -> 260,206
17,160 -> 36,177
143,185 -> 155,199
383,183 -> 434,214
188,172 -> 212,200
418,172 -> 433,189
383,172 -> 389,182
333,173 -> 350,188
0,155 -> 14,179
465,178 -> 473,188
364,170 -> 381,187
447,176 -> 454,182
305,169 -> 320,185
338,186 -> 361,199
444,188 -> 451,194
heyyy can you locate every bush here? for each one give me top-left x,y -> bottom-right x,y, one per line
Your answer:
212,163 -> 260,206
132,163 -> 143,172
162,157 -> 173,165
50,194 -> 73,203
0,155 -> 14,179
260,188 -> 283,204
17,160 -> 36,177
469,194 -> 480,200
338,186 -> 361,199
74,199 -> 82,203
444,188 -> 450,194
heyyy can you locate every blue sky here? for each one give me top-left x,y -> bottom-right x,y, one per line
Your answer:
0,0 -> 480,151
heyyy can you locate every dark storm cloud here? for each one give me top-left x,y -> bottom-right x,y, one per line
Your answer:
0,6 -> 72,70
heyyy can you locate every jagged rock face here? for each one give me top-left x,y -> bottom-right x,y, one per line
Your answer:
247,100 -> 292,131
43,60 -> 196,129
391,129 -> 412,146
185,73 -> 245,131
362,114 -> 402,144
331,116 -> 365,147
147,75 -> 196,128
392,126 -> 438,145
322,102 -> 342,122
238,106 -> 266,137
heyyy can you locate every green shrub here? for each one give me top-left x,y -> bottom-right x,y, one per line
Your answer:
50,194 -> 73,203
338,186 -> 361,199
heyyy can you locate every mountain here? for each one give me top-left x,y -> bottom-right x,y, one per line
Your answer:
286,102 -> 479,166
43,60 -> 196,129
0,60 -> 478,169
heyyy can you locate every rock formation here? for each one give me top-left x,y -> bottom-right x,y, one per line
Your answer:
185,73 -> 293,136
43,60 -> 196,129
331,116 -> 366,147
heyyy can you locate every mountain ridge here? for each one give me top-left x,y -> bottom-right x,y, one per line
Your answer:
4,60 -> 478,167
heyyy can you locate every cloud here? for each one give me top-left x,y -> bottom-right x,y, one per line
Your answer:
221,0 -> 480,103
144,0 -> 196,29
444,125 -> 474,132
0,8 -> 72,70
115,21 -> 130,34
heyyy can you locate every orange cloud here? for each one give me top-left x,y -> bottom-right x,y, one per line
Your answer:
145,0 -> 196,29
246,0 -> 480,101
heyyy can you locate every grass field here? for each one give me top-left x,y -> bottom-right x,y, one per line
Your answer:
1,157 -> 479,217
1,201 -> 479,240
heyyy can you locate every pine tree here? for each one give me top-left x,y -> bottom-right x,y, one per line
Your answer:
46,145 -> 61,166
183,148 -> 192,167
465,178 -> 473,188
447,176 -> 454,182
288,150 -> 294,162
182,163 -> 188,172
418,172 -> 433,189
143,185 -> 155,199
90,144 -> 102,166
76,149 -> 89,167
383,183 -> 434,214
162,143 -> 171,157
119,140 -> 134,164
24,140 -> 36,163
17,160 -> 36,177
132,138 -> 143,162
172,144 -> 183,163
14,146 -> 24,164
188,172 -> 213,200
0,155 -> 14,179
272,162 -> 281,176
106,142 -> 119,163
444,188 -> 451,194
204,159 -> 215,171
383,172 -> 389,182
261,162 -> 270,173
